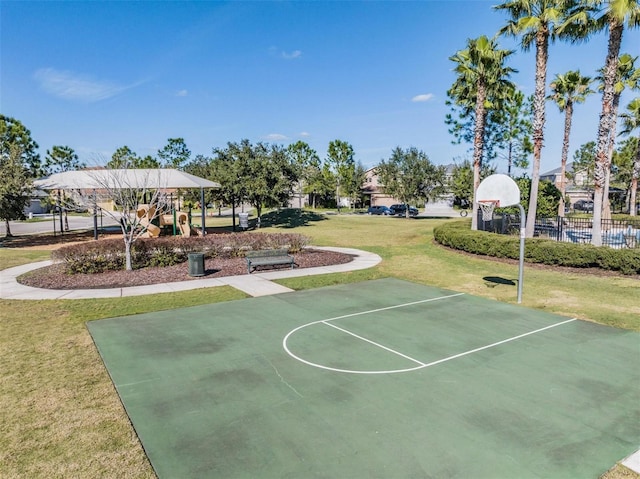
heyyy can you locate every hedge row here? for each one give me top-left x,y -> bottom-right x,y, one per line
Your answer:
52,232 -> 310,274
433,221 -> 640,275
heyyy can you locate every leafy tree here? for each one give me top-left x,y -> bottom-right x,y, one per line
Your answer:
157,138 -> 191,169
584,0 -> 640,244
44,145 -> 85,175
448,159 -> 497,206
570,141 -> 597,191
213,140 -> 299,227
287,141 -> 320,208
596,53 -> 639,219
326,140 -> 355,212
548,70 -> 594,215
184,154 -> 218,209
107,146 -> 139,169
0,115 -> 41,177
493,91 -> 534,176
618,98 -> 640,214
515,177 -> 562,218
446,91 -> 532,176
448,35 -> 516,230
496,0 -> 584,236
376,147 -> 446,218
0,144 -> 33,237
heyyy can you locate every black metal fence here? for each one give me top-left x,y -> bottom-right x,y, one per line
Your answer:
478,212 -> 640,249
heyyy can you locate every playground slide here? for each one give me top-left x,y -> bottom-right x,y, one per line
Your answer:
176,212 -> 202,237
137,205 -> 161,237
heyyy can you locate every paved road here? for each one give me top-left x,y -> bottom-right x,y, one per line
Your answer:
0,214 -> 120,236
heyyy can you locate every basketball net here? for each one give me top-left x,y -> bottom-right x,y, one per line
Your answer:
478,200 -> 499,221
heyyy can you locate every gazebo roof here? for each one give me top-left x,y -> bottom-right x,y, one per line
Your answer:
34,168 -> 221,190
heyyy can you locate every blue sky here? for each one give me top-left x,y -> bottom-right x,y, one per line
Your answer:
2,1 -> 638,175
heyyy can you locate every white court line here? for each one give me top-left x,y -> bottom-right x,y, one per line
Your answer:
323,321 -> 426,366
417,317 -> 578,369
283,292 -> 579,374
320,293 -> 465,323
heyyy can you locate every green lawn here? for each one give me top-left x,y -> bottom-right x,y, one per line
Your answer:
1,213 -> 638,478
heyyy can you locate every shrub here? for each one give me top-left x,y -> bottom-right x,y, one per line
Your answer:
51,232 -> 310,274
433,220 -> 640,275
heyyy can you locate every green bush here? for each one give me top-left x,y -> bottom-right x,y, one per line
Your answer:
52,232 -> 310,274
433,220 -> 640,275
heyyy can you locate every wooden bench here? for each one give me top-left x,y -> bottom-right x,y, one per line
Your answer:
245,248 -> 295,273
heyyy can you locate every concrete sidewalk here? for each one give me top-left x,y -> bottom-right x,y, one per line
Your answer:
0,247 -> 381,300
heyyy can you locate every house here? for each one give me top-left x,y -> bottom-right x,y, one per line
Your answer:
361,164 -> 456,210
540,162 -> 592,207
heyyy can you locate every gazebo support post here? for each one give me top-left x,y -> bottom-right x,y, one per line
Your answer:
200,187 -> 206,236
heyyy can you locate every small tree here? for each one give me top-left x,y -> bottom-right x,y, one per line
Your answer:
326,140 -> 355,213
157,138 -> 191,169
619,98 -> 640,215
75,168 -> 169,270
376,147 -> 446,218
0,144 -> 33,237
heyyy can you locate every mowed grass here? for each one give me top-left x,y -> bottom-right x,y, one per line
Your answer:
1,213 -> 639,478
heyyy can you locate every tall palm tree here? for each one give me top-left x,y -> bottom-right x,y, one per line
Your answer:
587,0 -> 640,245
619,97 -> 640,215
596,54 -> 639,220
495,0 -> 583,237
448,35 -> 516,230
548,70 -> 594,216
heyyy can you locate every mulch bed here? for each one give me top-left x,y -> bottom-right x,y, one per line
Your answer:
17,249 -> 354,290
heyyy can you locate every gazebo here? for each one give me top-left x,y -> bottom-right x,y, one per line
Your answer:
34,168 -> 221,238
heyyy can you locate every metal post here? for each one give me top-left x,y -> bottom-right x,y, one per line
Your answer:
517,204 -> 526,304
200,187 -> 206,236
92,190 -> 99,240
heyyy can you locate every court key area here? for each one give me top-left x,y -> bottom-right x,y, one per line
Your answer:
88,278 -> 640,478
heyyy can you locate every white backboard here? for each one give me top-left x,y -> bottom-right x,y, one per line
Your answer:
476,174 -> 520,207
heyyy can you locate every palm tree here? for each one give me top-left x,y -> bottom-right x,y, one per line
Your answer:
587,0 -> 640,245
596,54 -> 639,220
619,97 -> 640,215
548,70 -> 594,216
448,35 -> 516,230
495,0 -> 583,237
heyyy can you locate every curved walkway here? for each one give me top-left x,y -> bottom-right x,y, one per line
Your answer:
0,247 -> 382,300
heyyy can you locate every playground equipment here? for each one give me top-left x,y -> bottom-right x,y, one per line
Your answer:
137,204 -> 202,238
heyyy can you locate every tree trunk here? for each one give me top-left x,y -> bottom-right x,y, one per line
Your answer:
593,21 -> 623,246
4,218 -> 12,237
471,80 -> 487,231
558,100 -> 573,217
630,133 -> 640,216
124,240 -> 132,271
526,29 -> 549,238
603,80 -> 625,219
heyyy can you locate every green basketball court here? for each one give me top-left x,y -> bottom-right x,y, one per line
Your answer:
88,278 -> 639,478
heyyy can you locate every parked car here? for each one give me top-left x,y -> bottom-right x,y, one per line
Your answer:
573,200 -> 594,212
367,205 -> 392,215
389,204 -> 419,217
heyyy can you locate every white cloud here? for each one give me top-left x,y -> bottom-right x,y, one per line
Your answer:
269,46 -> 302,60
34,68 -> 135,102
411,93 -> 434,102
299,131 -> 311,137
281,50 -> 302,60
263,133 -> 289,142
177,89 -> 188,97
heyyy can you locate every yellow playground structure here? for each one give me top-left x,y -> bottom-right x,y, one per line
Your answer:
136,204 -> 202,238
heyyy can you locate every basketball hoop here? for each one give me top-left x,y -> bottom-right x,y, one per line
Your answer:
478,200 -> 499,221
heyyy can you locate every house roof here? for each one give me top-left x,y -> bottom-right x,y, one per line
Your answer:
34,168 -> 221,190
540,162 -> 575,177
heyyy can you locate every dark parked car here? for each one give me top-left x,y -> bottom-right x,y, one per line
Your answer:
573,200 -> 594,212
367,205 -> 392,215
389,204 -> 419,217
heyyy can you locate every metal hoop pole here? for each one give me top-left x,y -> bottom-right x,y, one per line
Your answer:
517,203 -> 526,304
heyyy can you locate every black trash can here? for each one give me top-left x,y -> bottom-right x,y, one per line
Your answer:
187,253 -> 205,277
